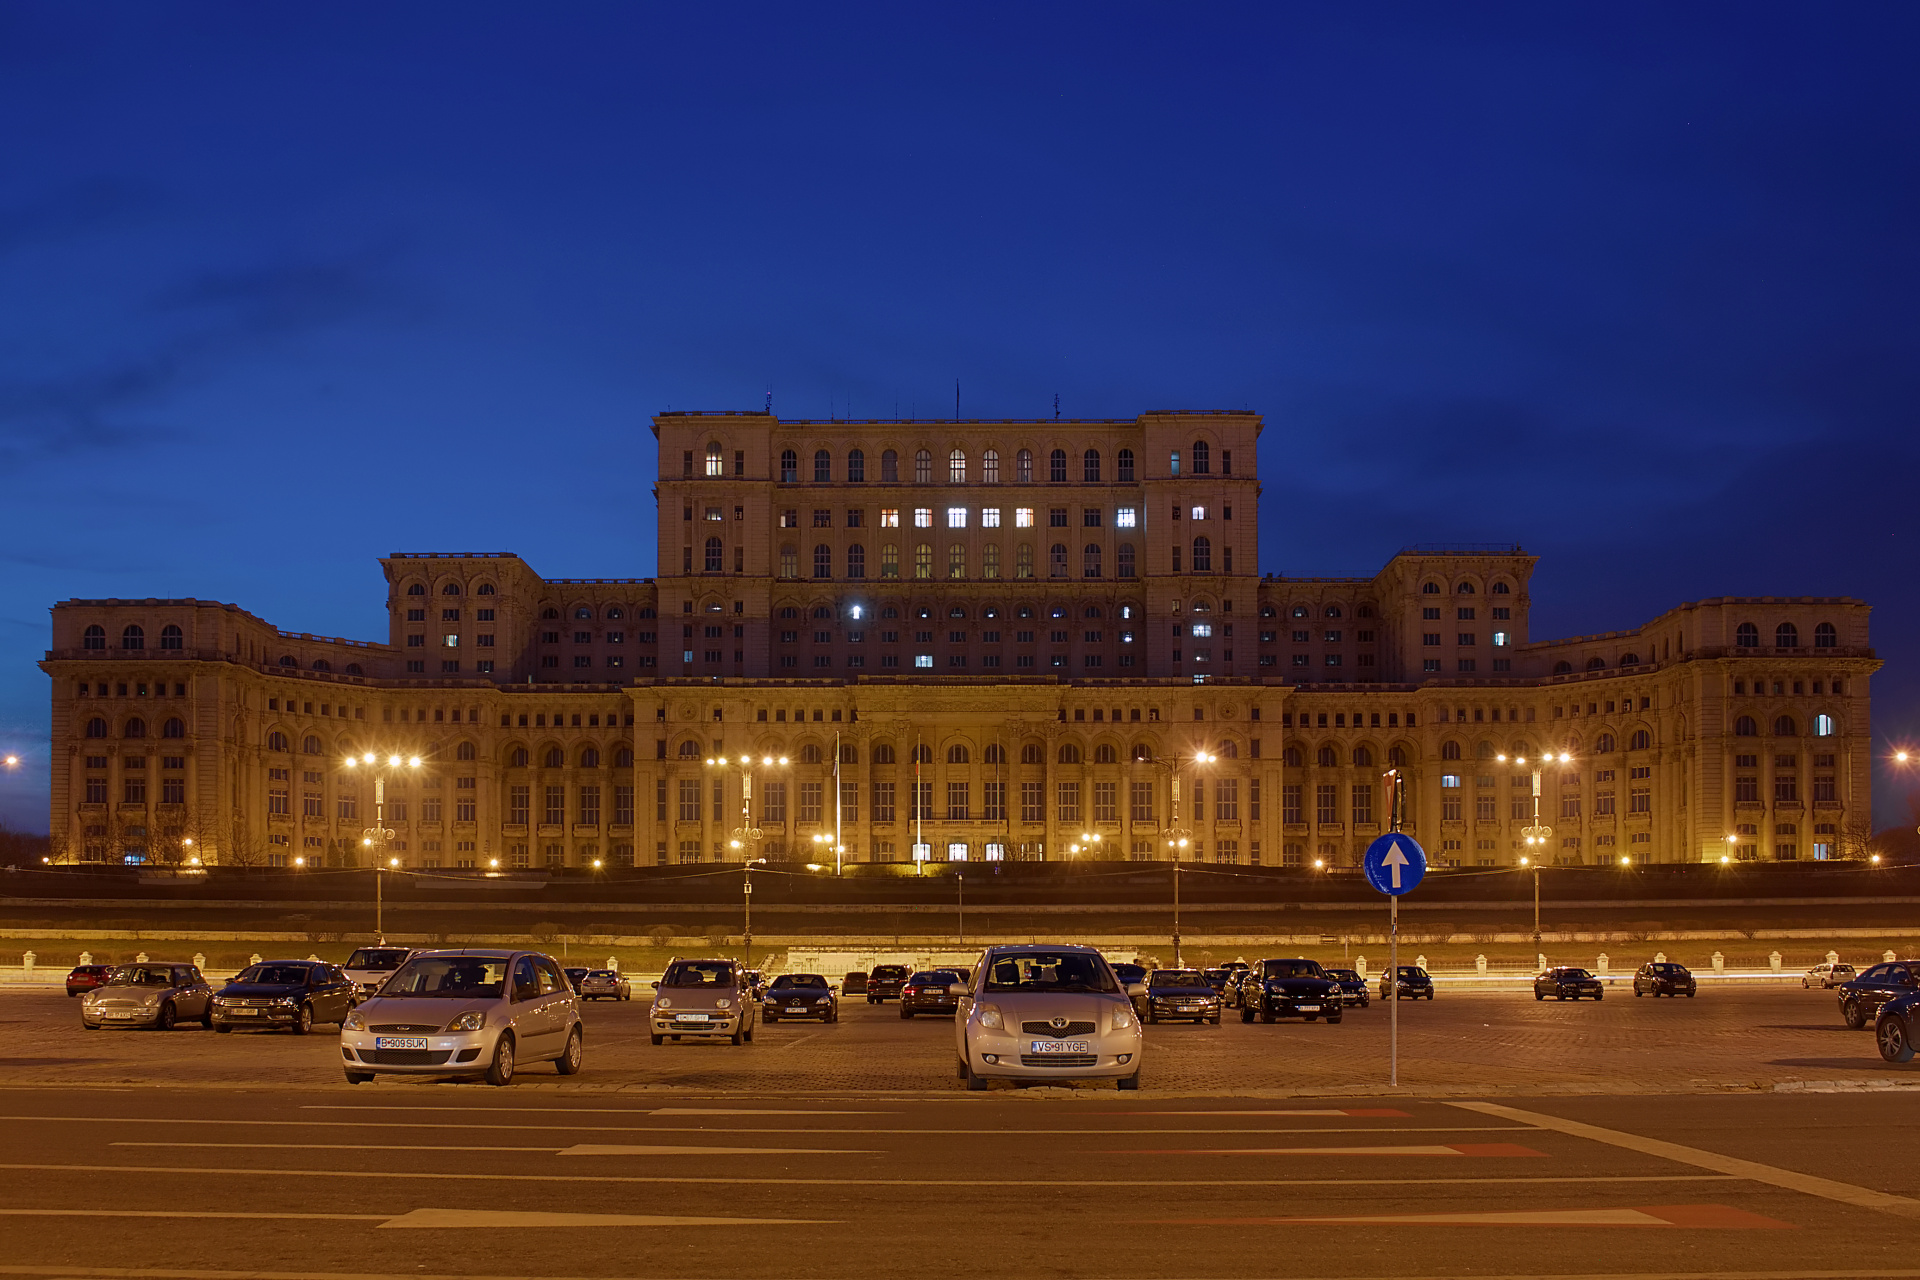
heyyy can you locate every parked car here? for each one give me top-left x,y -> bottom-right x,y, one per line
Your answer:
1837,962 -> 1920,1030
65,964 -> 115,997
1111,963 -> 1152,1017
1873,990 -> 1920,1062
866,964 -> 911,1003
1534,966 -> 1604,1001
1239,958 -> 1343,1024
80,962 -> 213,1030
650,956 -> 756,1045
741,969 -> 770,1001
843,971 -> 869,996
341,949 -> 583,1086
764,973 -> 839,1023
1632,962 -> 1696,998
1221,967 -> 1253,1009
1322,967 -> 1370,1008
955,944 -> 1145,1091
342,946 -> 420,998
1144,969 -> 1222,1024
212,960 -> 357,1033
579,970 -> 632,1001
1804,962 -> 1857,990
1379,965 -> 1435,1000
1201,968 -> 1232,995
563,967 -> 590,994
900,970 -> 963,1018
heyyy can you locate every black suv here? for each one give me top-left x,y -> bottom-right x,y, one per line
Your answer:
1837,961 -> 1920,1030
1632,962 -> 1695,998
1380,965 -> 1435,1000
1239,958 -> 1343,1024
1534,966 -> 1603,1001
1874,990 -> 1920,1062
865,964 -> 911,1003
1322,967 -> 1370,1008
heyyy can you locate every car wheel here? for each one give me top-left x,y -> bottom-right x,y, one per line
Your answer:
344,1072 -> 374,1084
1117,1068 -> 1142,1091
1845,999 -> 1868,1030
1595,992 -> 1604,1001
1634,986 -> 1643,996
1534,991 -> 1544,1000
155,1001 -> 176,1030
1686,990 -> 1695,998
82,1021 -> 98,1030
201,1004 -> 215,1029
743,1021 -> 754,1043
214,1023 -> 232,1034
1261,1010 -> 1276,1024
1327,1011 -> 1343,1024
291,1003 -> 313,1036
956,1056 -> 970,1080
1240,1006 -> 1254,1023
556,1027 -> 584,1075
1209,1013 -> 1221,1025
899,1008 -> 913,1020
1555,992 -> 1566,1001
484,1035 -> 516,1086
1304,1015 -> 1317,1022
650,1033 -> 664,1046
1147,1010 -> 1158,1024
1878,1016 -> 1915,1063
730,1026 -> 744,1046
1802,979 -> 1810,989
765,1014 -> 778,1023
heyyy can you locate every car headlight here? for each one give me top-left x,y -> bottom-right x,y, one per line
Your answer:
1111,1006 -> 1135,1031
715,998 -> 732,1010
816,995 -> 831,1004
656,996 -> 671,1010
445,1011 -> 486,1032
342,1010 -> 365,1031
976,1003 -> 1004,1030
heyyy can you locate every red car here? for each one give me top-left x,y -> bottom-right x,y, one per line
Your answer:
66,964 -> 115,997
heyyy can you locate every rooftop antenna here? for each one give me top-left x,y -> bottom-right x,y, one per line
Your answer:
765,389 -> 772,415
955,378 -> 960,421
1054,393 -> 1060,421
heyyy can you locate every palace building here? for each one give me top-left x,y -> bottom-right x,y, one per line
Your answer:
40,410 -> 1878,871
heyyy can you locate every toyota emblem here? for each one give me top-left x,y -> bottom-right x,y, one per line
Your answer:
1050,1016 -> 1068,1029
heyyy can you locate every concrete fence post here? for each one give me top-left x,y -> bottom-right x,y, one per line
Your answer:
1886,950 -> 1898,964
607,956 -> 618,971
21,952 -> 34,976
1770,951 -> 1782,972
1826,949 -> 1840,966
1415,953 -> 1427,971
135,952 -> 148,964
78,951 -> 92,967
1596,953 -> 1609,975
1537,952 -> 1547,972
1654,951 -> 1667,964
250,953 -> 262,966
1475,954 -> 1487,975
308,954 -> 320,963
1712,951 -> 1725,972
192,953 -> 205,970
1356,957 -> 1367,979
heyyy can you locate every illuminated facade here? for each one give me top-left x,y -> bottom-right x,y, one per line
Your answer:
40,411 -> 1878,870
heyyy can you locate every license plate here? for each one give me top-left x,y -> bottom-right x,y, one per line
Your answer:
786,1006 -> 809,1013
107,1011 -> 139,1019
230,1008 -> 259,1017
674,1013 -> 710,1022
1028,1039 -> 1091,1054
1296,1005 -> 1319,1012
375,1036 -> 428,1050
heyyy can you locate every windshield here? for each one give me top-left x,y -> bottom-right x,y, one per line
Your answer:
1323,969 -> 1357,981
236,965 -> 313,985
109,966 -> 175,987
1151,970 -> 1205,986
907,972 -> 954,985
983,951 -> 1117,994
1560,969 -> 1593,980
383,956 -> 508,998
663,961 -> 735,988
871,966 -> 908,979
1651,964 -> 1683,974
345,949 -> 411,971
1261,960 -> 1324,980
773,975 -> 829,989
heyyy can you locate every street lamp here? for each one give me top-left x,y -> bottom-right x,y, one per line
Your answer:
343,751 -> 420,943
741,856 -> 767,969
811,831 -> 846,872
706,754 -> 789,870
1132,748 -> 1216,968
1498,750 -> 1572,942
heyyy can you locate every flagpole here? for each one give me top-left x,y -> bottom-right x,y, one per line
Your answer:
833,730 -> 843,876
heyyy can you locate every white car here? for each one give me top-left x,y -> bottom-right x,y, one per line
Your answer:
341,949 -> 583,1086
342,946 -> 421,998
1804,962 -> 1857,989
954,944 -> 1145,1091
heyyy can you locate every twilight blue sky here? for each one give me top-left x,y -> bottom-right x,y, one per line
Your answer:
3,5 -> 1918,833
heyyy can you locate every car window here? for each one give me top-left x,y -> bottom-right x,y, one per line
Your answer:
1860,965 -> 1889,981
536,959 -> 567,995
387,956 -> 509,998
345,948 -> 413,971
663,960 -> 735,987
511,957 -> 540,1000
1261,960 -> 1323,980
983,951 -> 1117,994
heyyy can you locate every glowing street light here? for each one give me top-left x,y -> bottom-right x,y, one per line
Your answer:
1498,749 -> 1575,941
708,755 -> 787,869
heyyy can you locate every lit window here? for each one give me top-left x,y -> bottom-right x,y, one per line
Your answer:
947,507 -> 967,528
443,634 -> 460,648
704,507 -> 723,521
1492,631 -> 1509,647
914,654 -> 933,668
1441,774 -> 1462,789
1015,508 -> 1035,528
982,508 -> 1001,528
1813,714 -> 1835,736
1191,505 -> 1207,521
914,508 -> 932,528
1120,630 -> 1133,643
1191,623 -> 1212,638
1116,507 -> 1137,528
880,508 -> 899,528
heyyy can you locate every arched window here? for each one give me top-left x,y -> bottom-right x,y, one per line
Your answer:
1048,543 -> 1068,578
1093,743 -> 1117,763
124,718 -> 146,739
847,448 -> 865,482
1049,449 -> 1068,483
840,743 -> 858,765
984,744 -> 1005,764
982,449 -> 999,483
1191,537 -> 1211,573
1734,716 -> 1758,736
674,742 -> 696,760
1493,582 -> 1511,594
300,734 -> 321,754
1218,741 -> 1238,759
982,544 -> 1000,579
1016,448 -> 1033,483
1813,713 -> 1836,736
1317,745 -> 1339,767
813,544 -> 832,579
443,582 -> 461,596
407,583 -> 426,596
85,717 -> 107,738
1441,740 -> 1461,760
847,543 -> 866,579
872,743 -> 896,765
121,624 -> 144,650
1422,582 -> 1440,595
948,449 -> 966,483
1323,605 -> 1343,619
575,606 -> 593,620
1815,622 -> 1837,649
1629,729 -> 1651,750
880,449 -> 899,483
1553,661 -> 1572,674
1083,605 -> 1102,619
1776,622 -> 1799,648
779,449 -> 798,483
880,543 -> 899,579
452,741 -> 476,761
1015,543 -> 1034,579
1388,746 -> 1407,767
510,747 -> 529,768
1735,622 -> 1759,648
1021,742 -> 1043,764
266,731 -> 288,751
541,607 -> 559,618
780,545 -> 798,578
912,743 -> 933,764
808,448 -> 829,483
1192,440 -> 1210,474
1058,743 -> 1081,764
1083,449 -> 1100,482
1458,581 -> 1476,594
615,746 -> 633,767
704,537 -> 723,573
800,744 -> 822,764
1594,732 -> 1616,753
311,659 -> 330,672
705,441 -> 723,476
947,744 -> 970,764
1586,657 -> 1606,670
814,605 -> 833,619
1619,652 -> 1640,666
1281,745 -> 1302,767
1352,745 -> 1374,767
478,584 -> 495,596
607,607 -> 623,620
1474,740 -> 1494,758
1083,543 -> 1102,578
345,663 -> 363,676
1116,448 -> 1134,482
948,543 -> 967,579
914,544 -> 933,579
914,449 -> 932,484
160,624 -> 183,650
1773,715 -> 1797,737
161,717 -> 185,739
83,625 -> 105,650
1117,543 -> 1135,578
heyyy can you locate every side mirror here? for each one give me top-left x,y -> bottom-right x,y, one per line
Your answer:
1125,982 -> 1147,999
947,983 -> 968,998
650,980 -> 660,989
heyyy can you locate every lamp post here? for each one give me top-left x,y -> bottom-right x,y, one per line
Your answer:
706,753 -> 789,867
1721,833 -> 1738,865
343,751 -> 420,944
1133,749 -> 1215,968
956,871 -> 964,947
741,856 -> 768,969
1498,749 -> 1571,943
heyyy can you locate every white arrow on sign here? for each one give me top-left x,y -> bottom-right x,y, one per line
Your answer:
1382,840 -> 1410,889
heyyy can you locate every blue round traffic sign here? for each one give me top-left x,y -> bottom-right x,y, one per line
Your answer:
1362,833 -> 1427,896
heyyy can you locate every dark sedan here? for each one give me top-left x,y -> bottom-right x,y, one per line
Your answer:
1837,962 -> 1920,1030
1632,962 -> 1696,998
1145,969 -> 1222,1024
1874,990 -> 1920,1062
899,970 -> 962,1019
65,964 -> 115,997
865,964 -> 910,1004
211,960 -> 358,1033
1380,966 -> 1435,1000
563,967 -> 590,994
1239,958 -> 1343,1024
762,973 -> 838,1023
1534,966 -> 1604,1001
1201,968 -> 1232,996
1322,968 -> 1370,1008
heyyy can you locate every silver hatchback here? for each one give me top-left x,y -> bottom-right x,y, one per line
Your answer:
340,949 -> 583,1086
955,945 -> 1145,1090
650,957 -> 756,1045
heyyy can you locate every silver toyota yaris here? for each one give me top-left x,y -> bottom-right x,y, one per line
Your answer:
954,944 -> 1145,1090
340,948 -> 584,1086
